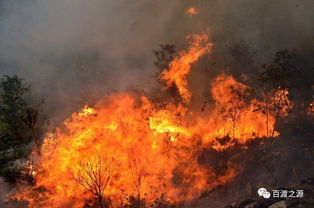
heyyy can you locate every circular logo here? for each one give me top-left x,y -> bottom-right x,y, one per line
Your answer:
262,191 -> 271,199
258,187 -> 267,196
258,187 -> 271,198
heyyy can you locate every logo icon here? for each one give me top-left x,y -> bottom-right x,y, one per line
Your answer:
258,187 -> 271,199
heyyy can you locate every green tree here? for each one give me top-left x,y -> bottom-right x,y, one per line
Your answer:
0,75 -> 42,182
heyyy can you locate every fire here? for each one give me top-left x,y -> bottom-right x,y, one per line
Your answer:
199,74 -> 278,150
159,33 -> 212,103
78,106 -> 96,116
185,7 -> 198,17
14,33 -> 290,208
308,96 -> 314,114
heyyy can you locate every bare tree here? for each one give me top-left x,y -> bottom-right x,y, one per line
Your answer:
72,156 -> 114,208
153,44 -> 180,99
24,102 -> 44,155
153,44 -> 176,72
269,89 -> 291,136
256,50 -> 295,136
127,152 -> 147,208
220,86 -> 249,140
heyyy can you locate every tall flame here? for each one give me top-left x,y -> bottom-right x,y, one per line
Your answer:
14,33 -> 290,208
159,33 -> 212,103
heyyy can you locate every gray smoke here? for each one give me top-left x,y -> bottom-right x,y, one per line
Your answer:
0,1 -> 313,207
0,0 -> 313,116
0,177 -> 26,208
0,0 -> 181,120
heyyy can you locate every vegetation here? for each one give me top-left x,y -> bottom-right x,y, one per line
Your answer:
72,156 -> 114,208
0,47 -> 312,208
220,85 -> 250,139
153,44 -> 176,72
0,75 -> 42,183
255,50 -> 297,136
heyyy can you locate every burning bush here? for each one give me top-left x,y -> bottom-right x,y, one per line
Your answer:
10,33 -> 294,208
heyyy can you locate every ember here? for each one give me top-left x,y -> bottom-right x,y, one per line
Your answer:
185,7 -> 198,17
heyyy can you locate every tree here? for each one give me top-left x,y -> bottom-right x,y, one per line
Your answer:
256,50 -> 295,136
0,75 -> 30,143
72,156 -> 114,208
259,50 -> 296,90
219,85 -> 249,140
0,75 -> 42,182
153,44 -> 176,73
268,89 -> 291,136
153,44 -> 180,98
128,157 -> 147,208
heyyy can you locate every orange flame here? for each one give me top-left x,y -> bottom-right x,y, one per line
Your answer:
160,33 -> 212,103
309,99 -> 314,113
199,74 -> 279,150
13,33 -> 290,208
185,7 -> 198,17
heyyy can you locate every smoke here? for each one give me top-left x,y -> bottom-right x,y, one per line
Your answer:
0,177 -> 10,206
0,0 -> 313,119
0,0 -> 181,120
0,177 -> 25,208
0,1 -> 313,207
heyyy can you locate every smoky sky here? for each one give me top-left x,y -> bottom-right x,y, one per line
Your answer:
0,0 -> 313,120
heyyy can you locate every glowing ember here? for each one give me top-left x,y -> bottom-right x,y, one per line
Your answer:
185,7 -> 198,17
308,96 -> 314,113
